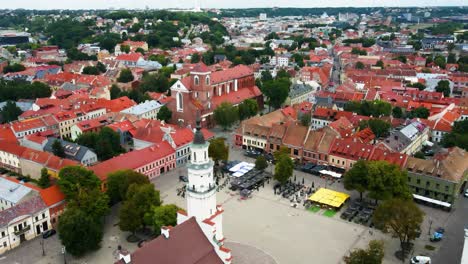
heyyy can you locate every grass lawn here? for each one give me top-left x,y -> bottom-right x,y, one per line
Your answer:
307,206 -> 321,213
323,209 -> 337,217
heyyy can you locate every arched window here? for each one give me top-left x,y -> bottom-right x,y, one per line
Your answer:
177,92 -> 183,110
205,75 -> 210,85
194,76 -> 199,86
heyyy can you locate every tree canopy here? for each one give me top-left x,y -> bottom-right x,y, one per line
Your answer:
343,240 -> 385,264
157,105 -> 173,122
76,127 -> 125,161
441,119 -> 468,151
213,102 -> 238,130
255,156 -> 268,171
208,137 -> 229,165
262,78 -> 290,109
0,101 -> 23,123
367,161 -> 411,202
358,119 -> 391,138
117,69 -> 134,83
435,80 -> 450,97
373,198 -> 424,252
238,99 -> 258,120
0,80 -> 51,102
58,166 -> 101,200
274,149 -> 293,185
145,204 -> 180,235
52,140 -> 66,158
344,100 -> 392,117
343,160 -> 369,201
106,169 -> 149,204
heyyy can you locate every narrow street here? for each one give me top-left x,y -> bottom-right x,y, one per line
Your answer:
432,196 -> 468,263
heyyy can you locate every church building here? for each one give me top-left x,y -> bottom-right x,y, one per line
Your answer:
167,62 -> 263,128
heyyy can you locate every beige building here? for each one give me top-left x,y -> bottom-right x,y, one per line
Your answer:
0,196 -> 50,255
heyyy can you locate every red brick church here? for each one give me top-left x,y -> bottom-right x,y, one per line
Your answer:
167,62 -> 263,128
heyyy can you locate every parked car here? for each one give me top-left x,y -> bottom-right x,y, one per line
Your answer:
300,163 -> 316,174
430,231 -> 443,242
410,256 -> 431,264
464,189 -> 468,198
179,175 -> 188,182
42,229 -> 56,239
244,149 -> 262,158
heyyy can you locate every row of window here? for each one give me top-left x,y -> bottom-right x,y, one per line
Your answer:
409,177 -> 450,192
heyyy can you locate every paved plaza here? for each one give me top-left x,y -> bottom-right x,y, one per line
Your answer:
1,144 -> 463,264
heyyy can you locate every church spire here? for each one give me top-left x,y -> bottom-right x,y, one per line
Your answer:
193,114 -> 205,145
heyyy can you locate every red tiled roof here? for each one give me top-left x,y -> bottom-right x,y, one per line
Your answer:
329,117 -> 354,138
39,185 -> 65,207
116,217 -> 223,264
282,123 -> 308,147
191,62 -> 211,73
91,142 -> 175,181
211,64 -> 253,84
329,138 -> 374,160
116,53 -> 142,62
212,86 -> 261,109
0,142 -> 27,156
0,126 -> 17,144
24,134 -> 47,144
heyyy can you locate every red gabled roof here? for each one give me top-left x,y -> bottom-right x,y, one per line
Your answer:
39,185 -> 65,207
90,142 -> 175,181
116,53 -> 142,62
329,138 -> 374,161
0,126 -> 17,144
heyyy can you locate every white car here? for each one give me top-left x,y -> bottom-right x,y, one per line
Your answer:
464,189 -> 468,198
410,256 -> 431,264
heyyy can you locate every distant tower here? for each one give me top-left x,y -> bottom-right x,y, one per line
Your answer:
177,117 -> 231,263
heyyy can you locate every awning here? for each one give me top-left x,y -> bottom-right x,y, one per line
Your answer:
412,194 -> 451,208
424,141 -> 434,147
308,188 -> 350,208
319,170 -> 343,178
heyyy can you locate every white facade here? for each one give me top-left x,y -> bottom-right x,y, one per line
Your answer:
270,55 -> 290,67
120,100 -> 163,120
177,123 -> 231,264
311,118 -> 331,130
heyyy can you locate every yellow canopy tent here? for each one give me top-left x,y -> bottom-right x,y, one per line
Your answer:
308,188 -> 350,208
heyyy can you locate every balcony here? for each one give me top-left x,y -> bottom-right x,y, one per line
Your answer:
14,225 -> 31,236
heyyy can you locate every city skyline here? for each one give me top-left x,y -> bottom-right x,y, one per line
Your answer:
1,0 -> 467,10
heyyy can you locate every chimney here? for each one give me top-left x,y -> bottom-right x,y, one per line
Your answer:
117,246 -> 131,264
161,226 -> 171,239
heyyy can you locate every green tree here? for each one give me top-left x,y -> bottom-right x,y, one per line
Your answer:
435,80 -> 450,97
238,99 -> 258,120
157,105 -> 172,122
375,60 -> 384,68
106,169 -> 149,204
261,70 -> 273,82
3,63 -> 26,74
413,151 -> 425,159
58,207 -> 103,257
447,53 -> 456,64
118,199 -> 141,235
434,55 -> 446,69
110,84 -> 122,99
263,78 -> 290,109
67,188 -> 109,220
208,137 -> 229,166
300,113 -> 311,127
395,55 -> 407,64
82,66 -> 100,75
367,161 -> 411,202
38,168 -> 51,188
146,204 -> 180,235
0,101 -> 23,123
97,62 -> 107,73
407,82 -> 425,91
52,139 -> 66,158
117,69 -> 134,83
392,107 -> 403,118
274,154 -> 294,185
343,240 -> 385,264
276,69 -> 291,79
441,119 -> 468,151
120,44 -> 130,53
408,107 -> 430,119
255,155 -> 268,171
359,119 -> 391,138
135,47 -> 145,55
58,166 -> 101,200
373,199 -> 424,252
191,53 -> 201,63
213,102 -> 238,130
343,160 -> 369,201
355,61 -> 365,69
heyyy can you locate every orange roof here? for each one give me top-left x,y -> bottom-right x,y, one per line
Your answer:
116,53 -> 142,62
0,126 -> 17,144
39,185 -> 65,207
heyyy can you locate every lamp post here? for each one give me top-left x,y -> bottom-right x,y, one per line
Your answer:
62,246 -> 67,264
41,237 -> 45,256
428,217 -> 433,236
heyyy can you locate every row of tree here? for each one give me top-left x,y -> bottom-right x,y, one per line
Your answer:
213,99 -> 259,130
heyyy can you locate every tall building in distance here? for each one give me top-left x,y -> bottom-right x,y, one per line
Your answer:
177,118 -> 232,263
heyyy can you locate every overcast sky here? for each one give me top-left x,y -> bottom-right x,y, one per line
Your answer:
2,0 -> 466,10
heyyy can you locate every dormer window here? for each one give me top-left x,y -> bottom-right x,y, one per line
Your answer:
194,76 -> 200,86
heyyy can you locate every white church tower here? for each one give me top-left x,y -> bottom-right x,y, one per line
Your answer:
177,118 -> 232,264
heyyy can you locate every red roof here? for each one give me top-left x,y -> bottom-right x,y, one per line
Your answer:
329,138 -> 375,161
116,53 -> 142,62
191,62 -> 211,73
211,64 -> 254,84
212,86 -> 262,109
0,126 -> 17,144
0,142 -> 27,156
39,185 -> 65,207
116,217 -> 223,264
91,142 -> 175,181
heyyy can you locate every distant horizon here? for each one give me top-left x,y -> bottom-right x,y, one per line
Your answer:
1,0 -> 467,11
